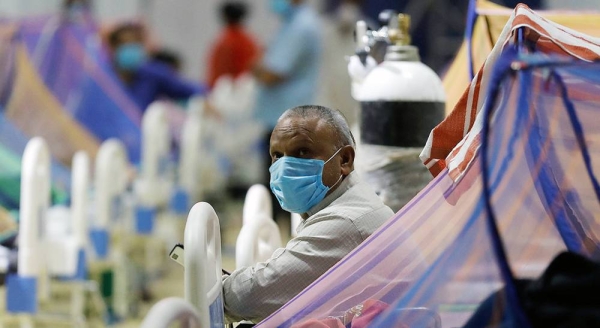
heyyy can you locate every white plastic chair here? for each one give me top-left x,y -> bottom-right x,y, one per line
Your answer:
242,184 -> 272,226
135,102 -> 172,209
91,139 -> 128,259
140,297 -> 202,328
236,214 -> 282,269
92,139 -> 130,318
45,151 -> 90,279
175,97 -> 203,214
184,202 -> 225,328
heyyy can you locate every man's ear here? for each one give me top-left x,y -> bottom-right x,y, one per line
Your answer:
340,145 -> 355,176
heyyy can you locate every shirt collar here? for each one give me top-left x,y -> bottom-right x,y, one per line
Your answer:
305,171 -> 359,217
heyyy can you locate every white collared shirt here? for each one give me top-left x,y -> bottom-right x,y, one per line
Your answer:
223,171 -> 394,323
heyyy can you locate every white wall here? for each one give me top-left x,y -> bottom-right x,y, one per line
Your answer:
147,0 -> 279,81
0,0 -> 61,17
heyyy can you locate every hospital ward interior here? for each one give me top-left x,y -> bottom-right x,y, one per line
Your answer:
1,0 -> 600,327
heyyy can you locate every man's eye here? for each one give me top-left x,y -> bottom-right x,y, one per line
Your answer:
271,152 -> 283,162
298,148 -> 310,157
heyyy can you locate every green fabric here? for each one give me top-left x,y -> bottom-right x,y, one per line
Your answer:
0,145 -> 21,175
0,144 -> 69,210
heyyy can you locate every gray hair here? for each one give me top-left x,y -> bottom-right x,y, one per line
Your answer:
280,105 -> 356,148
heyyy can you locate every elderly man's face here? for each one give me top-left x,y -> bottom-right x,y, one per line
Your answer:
270,116 -> 347,189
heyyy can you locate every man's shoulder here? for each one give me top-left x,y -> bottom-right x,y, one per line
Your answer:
313,180 -> 393,223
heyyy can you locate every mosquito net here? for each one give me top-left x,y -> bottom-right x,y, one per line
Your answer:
10,14 -> 142,162
0,111 -> 71,210
0,23 -> 100,166
257,5 -> 600,328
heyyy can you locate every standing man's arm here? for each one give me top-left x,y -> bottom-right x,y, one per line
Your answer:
252,65 -> 285,86
252,23 -> 310,86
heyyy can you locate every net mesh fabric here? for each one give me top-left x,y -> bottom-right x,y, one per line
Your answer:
258,53 -> 600,328
3,14 -> 142,162
257,39 -> 600,328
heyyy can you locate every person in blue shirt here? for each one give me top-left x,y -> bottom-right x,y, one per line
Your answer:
253,0 -> 322,125
107,23 -> 206,112
253,0 -> 323,219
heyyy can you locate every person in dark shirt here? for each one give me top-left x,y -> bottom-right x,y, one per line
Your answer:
107,23 -> 206,112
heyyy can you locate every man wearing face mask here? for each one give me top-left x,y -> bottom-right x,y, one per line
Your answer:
253,0 -> 322,213
222,105 -> 393,323
107,23 -> 206,112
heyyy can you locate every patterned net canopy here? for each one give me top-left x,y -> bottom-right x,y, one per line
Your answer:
257,5 -> 600,328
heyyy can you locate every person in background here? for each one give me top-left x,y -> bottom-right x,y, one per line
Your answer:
107,23 -> 207,112
223,105 -> 395,323
253,0 -> 323,220
206,1 -> 259,89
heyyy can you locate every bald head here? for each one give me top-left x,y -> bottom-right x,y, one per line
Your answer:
279,105 -> 356,149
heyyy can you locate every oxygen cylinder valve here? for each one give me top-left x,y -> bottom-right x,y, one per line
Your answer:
354,20 -> 369,65
388,14 -> 411,46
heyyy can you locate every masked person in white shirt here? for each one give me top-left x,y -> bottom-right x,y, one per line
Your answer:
223,105 -> 394,323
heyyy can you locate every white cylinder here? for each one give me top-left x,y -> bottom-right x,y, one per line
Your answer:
356,58 -> 446,212
18,137 -> 51,277
357,61 -> 445,103
71,151 -> 90,248
95,139 -> 128,229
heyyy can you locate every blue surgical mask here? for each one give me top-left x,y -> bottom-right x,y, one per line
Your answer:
269,0 -> 293,17
270,148 -> 343,214
115,43 -> 147,71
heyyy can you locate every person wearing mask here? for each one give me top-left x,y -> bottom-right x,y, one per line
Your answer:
253,0 -> 323,220
206,1 -> 259,89
222,105 -> 394,323
107,23 -> 206,112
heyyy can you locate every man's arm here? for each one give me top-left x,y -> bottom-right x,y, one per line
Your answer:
252,64 -> 285,86
252,22 -> 311,87
150,62 -> 207,100
222,215 -> 363,323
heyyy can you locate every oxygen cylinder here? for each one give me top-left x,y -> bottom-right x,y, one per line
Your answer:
352,14 -> 445,212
